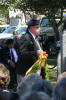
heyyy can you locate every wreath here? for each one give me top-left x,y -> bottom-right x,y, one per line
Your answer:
25,51 -> 49,80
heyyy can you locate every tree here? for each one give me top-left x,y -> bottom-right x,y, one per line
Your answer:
0,0 -> 16,18
0,0 -> 66,40
12,0 -> 66,41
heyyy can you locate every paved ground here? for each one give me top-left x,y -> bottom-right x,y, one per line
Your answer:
49,66 -> 57,87
47,56 -> 57,87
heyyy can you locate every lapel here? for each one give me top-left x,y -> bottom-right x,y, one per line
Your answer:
28,31 -> 41,50
28,31 -> 34,42
27,32 -> 35,46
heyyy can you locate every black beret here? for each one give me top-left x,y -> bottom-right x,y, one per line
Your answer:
27,19 -> 40,28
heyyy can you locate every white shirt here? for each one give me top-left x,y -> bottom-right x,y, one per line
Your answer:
29,31 -> 42,50
29,31 -> 36,40
10,48 -> 18,63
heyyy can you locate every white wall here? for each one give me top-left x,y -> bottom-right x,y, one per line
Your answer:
9,9 -> 26,26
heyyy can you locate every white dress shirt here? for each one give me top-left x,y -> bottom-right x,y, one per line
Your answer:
29,31 -> 36,40
10,48 -> 18,63
29,31 -> 42,50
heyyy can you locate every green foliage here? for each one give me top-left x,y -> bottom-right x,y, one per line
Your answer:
0,0 -> 66,14
0,8 -> 9,17
0,0 -> 66,16
10,0 -> 66,15
0,0 -> 66,40
0,0 -> 16,18
45,63 -> 50,80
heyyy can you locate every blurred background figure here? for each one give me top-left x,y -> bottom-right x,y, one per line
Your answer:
17,73 -> 42,96
20,91 -> 51,100
17,73 -> 53,100
0,63 -> 10,89
53,78 -> 66,100
0,89 -> 9,100
0,39 -> 18,90
57,71 -> 66,82
13,31 -> 18,37
13,31 -> 22,39
0,63 -> 19,100
32,79 -> 53,98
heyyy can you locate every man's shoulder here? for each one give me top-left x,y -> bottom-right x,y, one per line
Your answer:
21,32 -> 32,41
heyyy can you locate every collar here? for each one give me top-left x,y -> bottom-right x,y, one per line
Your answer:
29,31 -> 36,40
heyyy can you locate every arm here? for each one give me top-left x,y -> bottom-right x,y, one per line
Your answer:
20,39 -> 37,58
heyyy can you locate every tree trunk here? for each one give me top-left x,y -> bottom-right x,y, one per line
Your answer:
50,17 -> 60,41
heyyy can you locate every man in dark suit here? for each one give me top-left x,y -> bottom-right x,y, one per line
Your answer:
0,39 -> 15,67
0,39 -> 18,89
16,19 -> 45,80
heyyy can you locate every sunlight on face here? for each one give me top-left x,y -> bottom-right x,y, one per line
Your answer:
30,25 -> 40,36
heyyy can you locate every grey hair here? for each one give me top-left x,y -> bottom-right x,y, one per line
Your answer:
20,91 -> 51,100
17,73 -> 42,96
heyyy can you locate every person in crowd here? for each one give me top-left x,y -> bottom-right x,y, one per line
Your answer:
17,73 -> 42,96
13,31 -> 22,39
20,91 -> 51,100
0,63 -> 10,89
17,73 -> 53,99
0,64 -> 19,100
32,79 -> 53,98
13,31 -> 18,36
16,18 -> 46,83
0,39 -> 18,89
57,71 -> 66,82
53,77 -> 66,100
13,31 -> 22,54
2,90 -> 19,100
0,89 -> 9,100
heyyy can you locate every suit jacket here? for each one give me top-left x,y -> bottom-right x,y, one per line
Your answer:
0,46 -> 16,67
0,46 -> 11,65
16,31 -> 42,75
2,90 -> 19,100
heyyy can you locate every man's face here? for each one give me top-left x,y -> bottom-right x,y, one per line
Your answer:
29,25 -> 40,36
